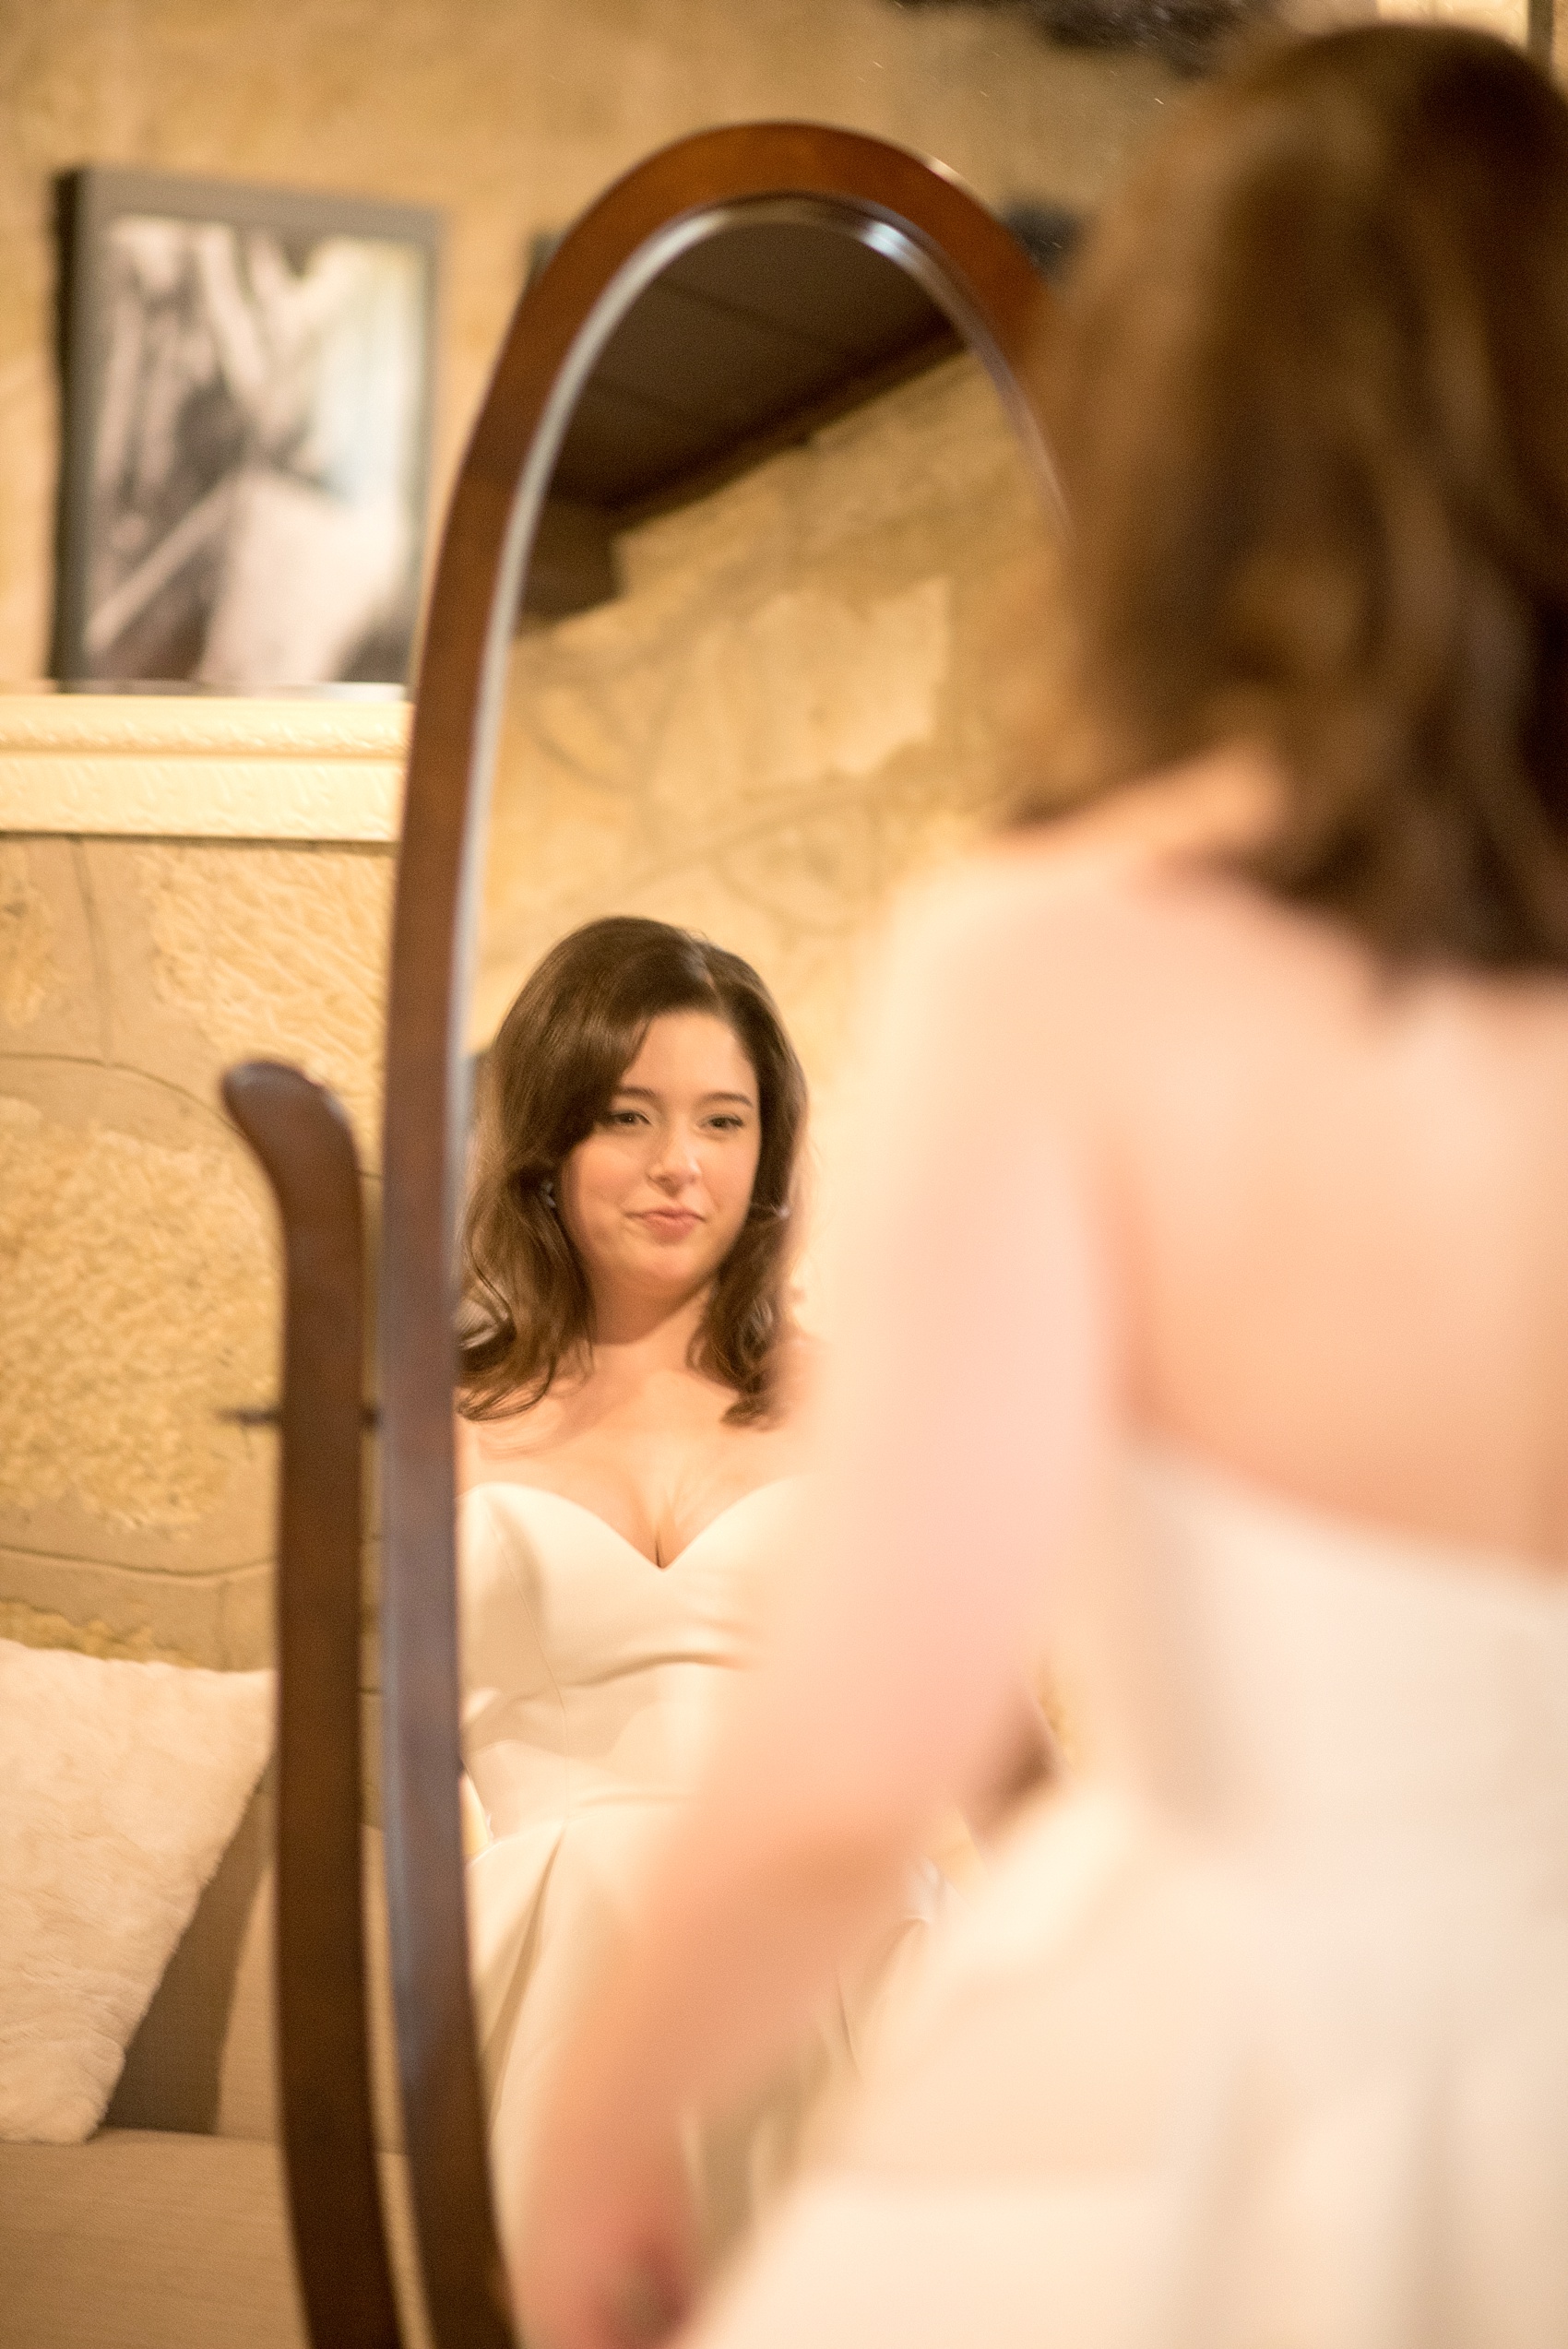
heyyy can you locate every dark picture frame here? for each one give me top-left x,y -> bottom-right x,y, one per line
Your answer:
53,167 -> 441,691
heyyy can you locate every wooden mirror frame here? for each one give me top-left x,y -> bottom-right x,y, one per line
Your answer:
375,122 -> 1062,2349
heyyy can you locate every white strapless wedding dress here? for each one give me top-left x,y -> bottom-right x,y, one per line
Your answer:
687,1442 -> 1568,2349
458,1478 -> 940,2269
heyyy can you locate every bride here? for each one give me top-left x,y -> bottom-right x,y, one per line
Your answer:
510,26 -> 1568,2349
455,915 -> 935,2271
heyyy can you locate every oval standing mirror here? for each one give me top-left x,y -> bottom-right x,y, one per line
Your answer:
380,125 -> 1060,2349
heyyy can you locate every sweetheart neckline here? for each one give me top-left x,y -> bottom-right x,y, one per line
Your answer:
459,1474 -> 802,1572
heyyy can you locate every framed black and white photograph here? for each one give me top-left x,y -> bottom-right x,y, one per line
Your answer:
54,167 -> 441,691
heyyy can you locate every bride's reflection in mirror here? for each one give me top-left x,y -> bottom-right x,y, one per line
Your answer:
450,215 -> 1061,2276
454,917 -> 924,2271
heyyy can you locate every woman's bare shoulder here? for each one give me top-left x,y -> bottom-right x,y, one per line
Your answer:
886,747 -> 1283,974
454,1391 -> 569,1494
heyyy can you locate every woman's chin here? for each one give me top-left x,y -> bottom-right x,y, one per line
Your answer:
613,1243 -> 724,1302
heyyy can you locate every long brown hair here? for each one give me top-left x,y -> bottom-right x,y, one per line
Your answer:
1026,24 -> 1568,967
457,917 -> 806,1424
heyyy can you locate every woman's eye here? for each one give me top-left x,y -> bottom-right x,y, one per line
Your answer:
606,1108 -> 647,1128
707,1114 -> 745,1132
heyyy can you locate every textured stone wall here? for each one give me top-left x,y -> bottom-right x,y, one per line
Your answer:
0,0 -> 1181,679
0,825 -> 393,1667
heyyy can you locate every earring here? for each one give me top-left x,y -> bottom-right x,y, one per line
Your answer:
540,1177 -> 556,1213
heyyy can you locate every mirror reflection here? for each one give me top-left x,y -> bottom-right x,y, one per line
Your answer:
451,215 -> 1062,2267
474,221 -> 1061,1296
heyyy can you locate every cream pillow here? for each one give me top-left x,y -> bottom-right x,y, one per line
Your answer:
0,1635 -> 273,2142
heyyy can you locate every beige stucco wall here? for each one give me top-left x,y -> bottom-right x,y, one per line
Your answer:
0,699 -> 399,1668
0,0 -> 1181,681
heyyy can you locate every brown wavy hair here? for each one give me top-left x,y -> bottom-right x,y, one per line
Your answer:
1026,24 -> 1568,967
457,917 -> 806,1424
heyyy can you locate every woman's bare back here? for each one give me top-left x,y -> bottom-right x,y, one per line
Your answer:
1104,875 -> 1568,1564
908,755 -> 1568,1570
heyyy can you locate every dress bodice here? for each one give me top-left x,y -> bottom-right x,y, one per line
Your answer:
458,1477 -> 803,1842
459,1473 -> 874,2269
1062,1443 -> 1568,1905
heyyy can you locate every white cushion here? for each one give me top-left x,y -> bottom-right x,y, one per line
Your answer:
0,1638 -> 273,2142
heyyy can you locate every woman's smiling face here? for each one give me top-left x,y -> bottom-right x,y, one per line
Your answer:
559,1009 -> 762,1317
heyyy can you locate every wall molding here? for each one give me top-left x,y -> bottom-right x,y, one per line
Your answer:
0,693 -> 408,840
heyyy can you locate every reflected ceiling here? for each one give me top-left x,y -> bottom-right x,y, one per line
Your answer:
524,220 -> 961,619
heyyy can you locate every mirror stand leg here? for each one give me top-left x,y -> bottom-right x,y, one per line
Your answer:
223,1059 -> 407,2349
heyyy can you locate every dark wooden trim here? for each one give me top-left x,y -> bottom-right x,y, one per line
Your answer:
380,123 -> 1060,2349
222,1060 -> 405,2349
613,317 -> 964,533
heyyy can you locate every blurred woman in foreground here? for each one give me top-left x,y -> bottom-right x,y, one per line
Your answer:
514,29 -> 1568,2347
